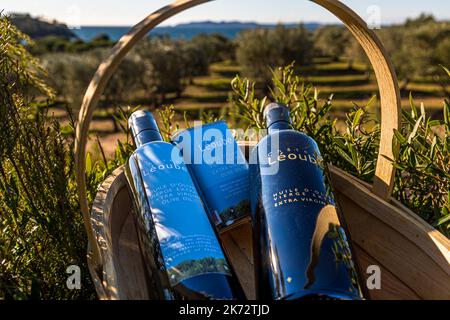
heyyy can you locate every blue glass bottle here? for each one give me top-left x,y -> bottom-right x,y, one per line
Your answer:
172,121 -> 251,233
125,110 -> 245,300
250,103 -> 364,300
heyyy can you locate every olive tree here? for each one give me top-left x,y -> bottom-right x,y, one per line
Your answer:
314,26 -> 351,61
344,15 -> 450,91
236,25 -> 314,85
189,33 -> 236,64
134,37 -> 186,104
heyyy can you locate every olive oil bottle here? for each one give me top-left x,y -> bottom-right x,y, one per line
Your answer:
250,103 -> 364,300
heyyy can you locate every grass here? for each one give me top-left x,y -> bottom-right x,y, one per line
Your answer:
179,60 -> 447,116
305,74 -> 371,86
194,77 -> 234,91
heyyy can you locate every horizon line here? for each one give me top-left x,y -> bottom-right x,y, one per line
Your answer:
73,18 -> 449,28
9,12 -> 450,28
75,21 -> 329,28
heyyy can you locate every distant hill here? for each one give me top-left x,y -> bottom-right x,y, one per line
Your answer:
173,21 -> 322,31
9,13 -> 76,39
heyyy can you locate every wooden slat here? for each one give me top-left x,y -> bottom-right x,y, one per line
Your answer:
331,167 -> 450,270
352,244 -> 421,300
113,187 -> 149,300
331,169 -> 450,300
90,168 -> 125,299
220,223 -> 255,299
91,167 -> 150,299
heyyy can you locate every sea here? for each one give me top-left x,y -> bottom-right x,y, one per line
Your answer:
72,26 -> 242,41
71,23 -> 322,42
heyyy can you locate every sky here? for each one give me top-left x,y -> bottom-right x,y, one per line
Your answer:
2,0 -> 449,27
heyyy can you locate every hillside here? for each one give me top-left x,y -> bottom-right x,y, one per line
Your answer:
9,13 -> 76,39
174,21 -> 322,31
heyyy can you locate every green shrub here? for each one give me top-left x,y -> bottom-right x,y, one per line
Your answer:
314,26 -> 351,61
0,15 -> 133,300
0,16 -> 93,299
188,34 -> 236,65
389,92 -> 450,230
42,49 -> 142,109
42,50 -> 102,106
343,15 -> 450,89
133,38 -> 186,103
41,37 -> 216,108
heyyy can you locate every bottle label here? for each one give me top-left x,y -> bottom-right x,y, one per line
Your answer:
133,143 -> 231,286
172,122 -> 250,230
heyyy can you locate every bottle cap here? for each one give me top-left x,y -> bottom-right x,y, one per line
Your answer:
129,110 -> 163,147
263,103 -> 291,128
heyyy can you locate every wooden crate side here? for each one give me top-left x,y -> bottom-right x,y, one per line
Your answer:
352,244 -> 421,300
331,168 -> 450,300
220,223 -> 255,299
112,187 -> 149,299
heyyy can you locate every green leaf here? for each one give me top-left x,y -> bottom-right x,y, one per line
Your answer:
392,137 -> 401,159
435,214 -> 450,227
393,129 -> 407,144
444,99 -> 450,127
335,147 -> 355,167
408,115 -> 424,144
352,108 -> 364,128
430,136 -> 437,160
428,120 -> 441,127
349,145 -> 359,169
333,138 -> 346,150
86,153 -> 92,173
409,92 -> 418,119
366,95 -> 377,108
382,155 -> 395,163
440,64 -> 450,78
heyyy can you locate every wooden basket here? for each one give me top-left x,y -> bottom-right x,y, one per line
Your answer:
74,0 -> 450,300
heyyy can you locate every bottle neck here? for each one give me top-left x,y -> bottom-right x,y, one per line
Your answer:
268,121 -> 293,134
129,110 -> 163,148
133,129 -> 163,148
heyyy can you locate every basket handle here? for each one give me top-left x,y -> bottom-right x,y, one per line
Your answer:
75,0 -> 401,271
